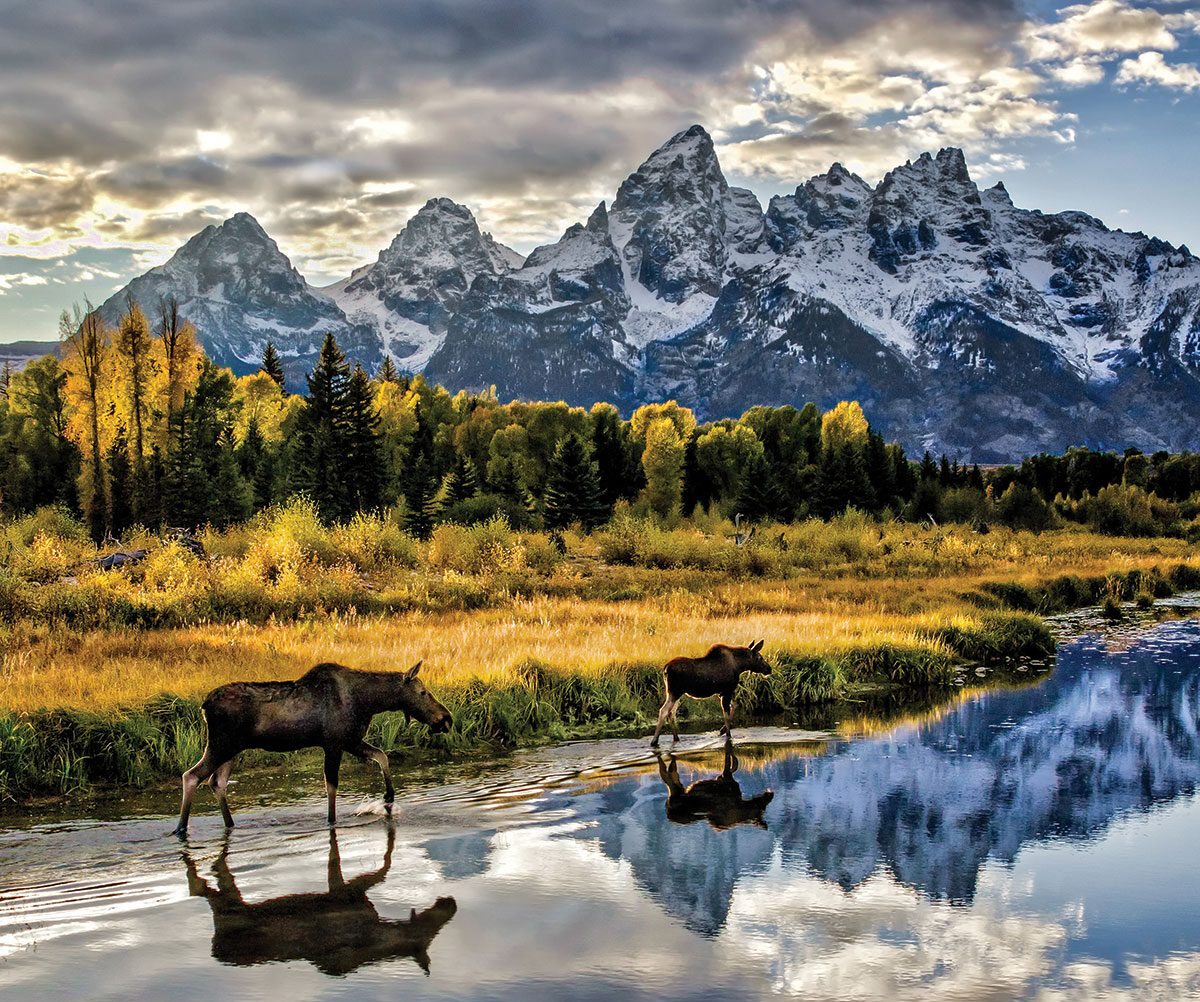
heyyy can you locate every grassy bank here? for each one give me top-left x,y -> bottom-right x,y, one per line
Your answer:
2,505 -> 1198,800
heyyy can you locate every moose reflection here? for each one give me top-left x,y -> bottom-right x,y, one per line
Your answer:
657,747 -> 774,831
181,827 -> 456,976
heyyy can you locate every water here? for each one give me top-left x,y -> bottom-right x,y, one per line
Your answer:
4,615 -> 1200,1000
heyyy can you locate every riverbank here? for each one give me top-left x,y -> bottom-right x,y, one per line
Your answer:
2,516 -> 1198,800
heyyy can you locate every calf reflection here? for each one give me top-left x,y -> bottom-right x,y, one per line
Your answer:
656,747 -> 774,831
181,827 -> 456,976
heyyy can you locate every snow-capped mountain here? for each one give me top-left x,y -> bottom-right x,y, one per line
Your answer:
97,212 -> 381,386
101,127 -> 1200,458
324,197 -> 524,372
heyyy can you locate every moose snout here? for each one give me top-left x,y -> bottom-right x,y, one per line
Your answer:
431,713 -> 453,734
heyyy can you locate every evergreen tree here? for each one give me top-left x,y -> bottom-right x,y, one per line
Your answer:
863,430 -> 895,511
543,434 -> 609,529
442,451 -> 480,506
0,360 -> 11,401
734,451 -> 784,523
401,401 -> 439,537
377,355 -> 399,383
293,333 -> 351,520
590,403 -> 643,506
106,429 -> 133,537
209,428 -> 253,527
939,454 -> 952,486
814,442 -> 871,518
237,416 -> 277,511
260,340 -> 285,387
343,363 -> 384,515
918,451 -> 939,481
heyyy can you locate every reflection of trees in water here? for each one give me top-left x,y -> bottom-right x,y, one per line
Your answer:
581,624 -> 1200,931
182,826 -> 457,976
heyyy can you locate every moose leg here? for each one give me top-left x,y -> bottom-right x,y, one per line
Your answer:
324,748 -> 343,826
173,747 -> 216,837
719,694 -> 735,745
651,694 -> 679,747
209,758 -> 235,829
355,740 -> 395,814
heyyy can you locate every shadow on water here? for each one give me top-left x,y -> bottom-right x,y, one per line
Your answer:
181,825 -> 457,976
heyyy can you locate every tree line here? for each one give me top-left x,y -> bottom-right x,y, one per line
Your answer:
3,302 -> 1200,540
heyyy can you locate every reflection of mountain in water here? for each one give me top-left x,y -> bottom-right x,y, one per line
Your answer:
577,621 -> 1200,932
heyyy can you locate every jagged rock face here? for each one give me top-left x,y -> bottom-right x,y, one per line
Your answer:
609,124 -> 749,303
326,197 -> 523,372
427,201 -> 636,406
102,126 -> 1200,458
96,213 -> 378,389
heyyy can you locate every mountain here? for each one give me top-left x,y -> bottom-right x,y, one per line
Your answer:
96,213 -> 380,388
324,197 -> 524,373
100,128 -> 1200,459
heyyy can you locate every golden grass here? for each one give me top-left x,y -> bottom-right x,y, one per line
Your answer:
0,590 -> 971,713
1,508 -> 1196,716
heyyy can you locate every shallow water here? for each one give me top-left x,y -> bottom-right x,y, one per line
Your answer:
4,615 -> 1200,1000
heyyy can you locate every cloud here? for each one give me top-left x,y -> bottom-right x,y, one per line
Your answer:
1022,0 -> 1184,63
0,0 -> 1184,286
1115,49 -> 1200,91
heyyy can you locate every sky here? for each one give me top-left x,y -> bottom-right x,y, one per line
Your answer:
1,0 -> 1199,342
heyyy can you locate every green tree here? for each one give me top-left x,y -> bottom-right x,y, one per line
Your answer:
292,333 -> 351,520
544,433 -> 609,529
342,363 -> 384,515
260,340 -> 286,387
377,355 -> 399,383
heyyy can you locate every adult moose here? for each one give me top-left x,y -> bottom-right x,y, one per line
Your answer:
650,641 -> 771,747
173,661 -> 452,836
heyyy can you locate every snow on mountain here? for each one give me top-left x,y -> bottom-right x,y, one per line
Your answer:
100,126 -> 1200,457
97,212 -> 378,389
324,197 -> 523,372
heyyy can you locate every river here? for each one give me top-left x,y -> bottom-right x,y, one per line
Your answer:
3,612 -> 1200,1000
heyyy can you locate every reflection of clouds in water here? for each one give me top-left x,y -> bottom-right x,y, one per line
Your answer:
728,861 -> 1067,999
1038,953 -> 1200,1001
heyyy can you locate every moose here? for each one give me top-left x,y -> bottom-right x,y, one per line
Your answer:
182,827 -> 458,976
656,746 -> 774,831
650,640 -> 771,747
173,661 -> 452,836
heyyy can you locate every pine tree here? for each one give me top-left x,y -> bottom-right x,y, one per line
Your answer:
543,434 -> 608,529
863,430 -> 895,511
918,451 -> 939,481
106,429 -> 133,537
0,360 -> 11,401
293,333 -> 351,520
260,340 -> 286,388
377,355 -> 399,383
342,363 -> 384,516
734,451 -> 784,523
442,451 -> 480,506
400,401 -> 439,537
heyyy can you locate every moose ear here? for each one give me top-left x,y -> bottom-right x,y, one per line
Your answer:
751,639 -> 764,653
405,660 -> 422,680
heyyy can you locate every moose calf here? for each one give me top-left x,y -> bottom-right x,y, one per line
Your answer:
651,641 -> 771,747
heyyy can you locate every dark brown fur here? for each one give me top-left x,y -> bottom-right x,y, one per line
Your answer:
173,661 -> 452,836
183,827 -> 456,975
650,640 -> 771,746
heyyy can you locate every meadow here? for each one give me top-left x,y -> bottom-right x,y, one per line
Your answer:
2,499 -> 1197,800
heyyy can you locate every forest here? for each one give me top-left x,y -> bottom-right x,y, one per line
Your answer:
3,299 -> 1200,542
